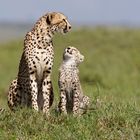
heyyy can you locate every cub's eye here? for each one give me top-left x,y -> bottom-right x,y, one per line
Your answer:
66,49 -> 72,55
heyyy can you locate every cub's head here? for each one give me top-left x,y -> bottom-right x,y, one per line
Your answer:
63,46 -> 84,65
45,12 -> 71,34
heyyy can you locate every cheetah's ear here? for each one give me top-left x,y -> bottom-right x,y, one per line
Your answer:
46,14 -> 53,25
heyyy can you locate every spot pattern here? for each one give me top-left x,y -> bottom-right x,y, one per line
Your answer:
58,46 -> 90,116
7,12 -> 71,115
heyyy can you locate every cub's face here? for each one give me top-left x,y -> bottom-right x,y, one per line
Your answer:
63,46 -> 84,65
46,12 -> 71,34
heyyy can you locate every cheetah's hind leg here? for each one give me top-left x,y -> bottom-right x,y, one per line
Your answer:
7,79 -> 21,111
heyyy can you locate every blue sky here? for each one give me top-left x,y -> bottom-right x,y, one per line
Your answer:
0,0 -> 140,25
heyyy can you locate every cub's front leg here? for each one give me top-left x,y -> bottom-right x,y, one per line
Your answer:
73,90 -> 80,116
58,82 -> 67,115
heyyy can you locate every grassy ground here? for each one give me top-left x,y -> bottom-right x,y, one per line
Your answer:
0,28 -> 140,139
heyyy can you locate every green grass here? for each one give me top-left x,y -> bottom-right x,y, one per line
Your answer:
0,28 -> 140,139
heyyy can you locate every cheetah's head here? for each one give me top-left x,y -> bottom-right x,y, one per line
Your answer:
46,12 -> 71,34
63,46 -> 84,66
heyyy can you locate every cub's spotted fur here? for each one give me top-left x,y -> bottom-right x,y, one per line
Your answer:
58,46 -> 90,115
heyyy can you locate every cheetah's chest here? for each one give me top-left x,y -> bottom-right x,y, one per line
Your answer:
34,48 -> 54,81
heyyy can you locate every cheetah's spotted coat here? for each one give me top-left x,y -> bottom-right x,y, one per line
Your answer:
7,12 -> 71,115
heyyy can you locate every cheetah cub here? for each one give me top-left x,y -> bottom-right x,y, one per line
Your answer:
58,46 -> 90,115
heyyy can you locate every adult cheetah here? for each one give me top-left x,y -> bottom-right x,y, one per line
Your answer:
58,46 -> 90,115
7,12 -> 71,114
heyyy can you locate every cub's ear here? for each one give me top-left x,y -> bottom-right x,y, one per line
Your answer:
46,14 -> 53,25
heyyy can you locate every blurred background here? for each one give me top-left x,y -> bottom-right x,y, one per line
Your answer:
0,0 -> 140,109
1,1 -> 140,138
0,0 -> 140,42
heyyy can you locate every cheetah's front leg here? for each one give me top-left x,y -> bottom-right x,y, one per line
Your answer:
42,73 -> 52,115
29,73 -> 39,111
